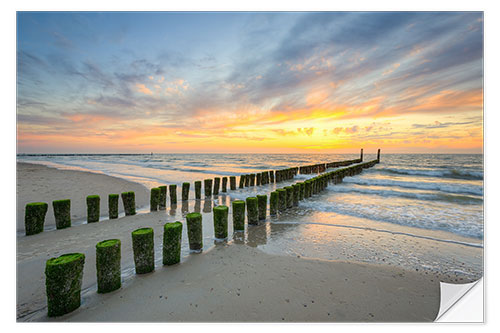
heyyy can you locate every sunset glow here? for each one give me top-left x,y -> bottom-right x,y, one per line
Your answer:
17,12 -> 483,153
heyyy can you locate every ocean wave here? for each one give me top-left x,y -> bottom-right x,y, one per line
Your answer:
342,177 -> 483,196
328,185 -> 483,204
299,200 -> 484,239
375,167 -> 483,180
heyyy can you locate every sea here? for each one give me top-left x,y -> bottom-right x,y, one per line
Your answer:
17,153 -> 484,282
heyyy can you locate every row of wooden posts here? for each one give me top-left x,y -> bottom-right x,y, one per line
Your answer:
24,149 -> 376,236
43,156 -> 380,317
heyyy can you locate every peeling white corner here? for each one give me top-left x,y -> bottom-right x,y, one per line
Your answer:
435,278 -> 483,322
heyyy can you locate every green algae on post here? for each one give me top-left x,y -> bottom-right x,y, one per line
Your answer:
204,179 -> 213,197
25,202 -> 49,235
270,191 -> 278,215
298,182 -> 305,200
182,182 -> 190,201
96,239 -> 121,293
45,253 -> 85,317
232,200 -> 245,231
222,177 -> 228,192
158,185 -> 167,210
213,177 -> 221,195
213,205 -> 229,240
131,228 -> 155,274
150,187 -> 160,211
292,184 -> 300,206
230,176 -> 237,190
284,186 -> 293,208
195,181 -> 202,199
246,197 -> 258,225
186,212 -> 203,252
108,194 -> 119,219
163,222 -> 182,265
277,189 -> 287,212
52,199 -> 71,229
86,195 -> 100,223
121,191 -> 136,216
257,194 -> 267,220
169,184 -> 177,204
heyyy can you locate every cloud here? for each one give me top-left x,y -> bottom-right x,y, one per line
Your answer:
135,83 -> 153,95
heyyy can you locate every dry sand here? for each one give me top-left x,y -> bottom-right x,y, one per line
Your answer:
16,162 -> 441,322
16,162 -> 150,232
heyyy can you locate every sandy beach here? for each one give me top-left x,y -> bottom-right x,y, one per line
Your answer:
16,162 -> 444,322
16,162 -> 150,233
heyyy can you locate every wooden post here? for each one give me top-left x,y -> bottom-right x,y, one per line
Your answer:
195,181 -> 202,199
53,199 -> 71,229
230,176 -> 237,190
246,197 -> 259,225
163,222 -> 182,265
131,228 -> 155,274
204,179 -> 212,197
86,195 -> 100,223
257,194 -> 267,220
158,185 -> 167,210
96,239 -> 121,293
169,184 -> 177,204
360,148 -> 363,161
150,188 -> 160,211
213,205 -> 229,240
213,177 -> 221,195
45,253 -> 85,317
232,200 -> 245,231
222,177 -> 228,192
186,212 -> 203,253
377,149 -> 381,162
182,182 -> 190,201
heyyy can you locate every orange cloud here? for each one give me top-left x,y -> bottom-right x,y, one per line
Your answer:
136,83 -> 153,95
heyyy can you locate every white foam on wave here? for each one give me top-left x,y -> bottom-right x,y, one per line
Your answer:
342,176 -> 483,196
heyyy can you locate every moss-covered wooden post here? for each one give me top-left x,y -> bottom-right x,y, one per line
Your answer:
204,179 -> 212,197
277,189 -> 287,211
25,202 -> 48,236
257,194 -> 267,220
284,186 -> 293,208
292,184 -> 300,206
86,195 -> 100,223
163,222 -> 182,265
45,253 -> 85,317
213,177 -> 220,195
96,239 -> 121,293
108,194 -> 119,219
250,174 -> 256,186
298,182 -> 305,201
213,205 -> 228,240
195,181 -> 202,199
232,200 -> 245,231
230,176 -> 237,190
158,185 -> 167,210
131,228 -> 154,274
305,181 -> 312,198
150,187 -> 160,211
53,199 -> 71,229
182,182 -> 190,201
169,184 -> 177,204
222,177 -> 228,192
186,212 -> 203,252
246,197 -> 258,225
121,191 -> 136,216
270,191 -> 278,215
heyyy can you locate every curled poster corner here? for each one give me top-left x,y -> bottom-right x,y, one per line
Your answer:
435,278 -> 483,322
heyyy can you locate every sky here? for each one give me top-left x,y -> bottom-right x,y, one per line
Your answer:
16,12 -> 483,154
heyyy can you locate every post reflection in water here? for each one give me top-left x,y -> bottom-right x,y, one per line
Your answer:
169,204 -> 177,216
181,201 -> 189,215
203,199 -> 212,213
194,200 -> 201,213
233,231 -> 245,245
246,223 -> 268,247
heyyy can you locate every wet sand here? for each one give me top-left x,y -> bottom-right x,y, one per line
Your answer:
16,162 -> 441,322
